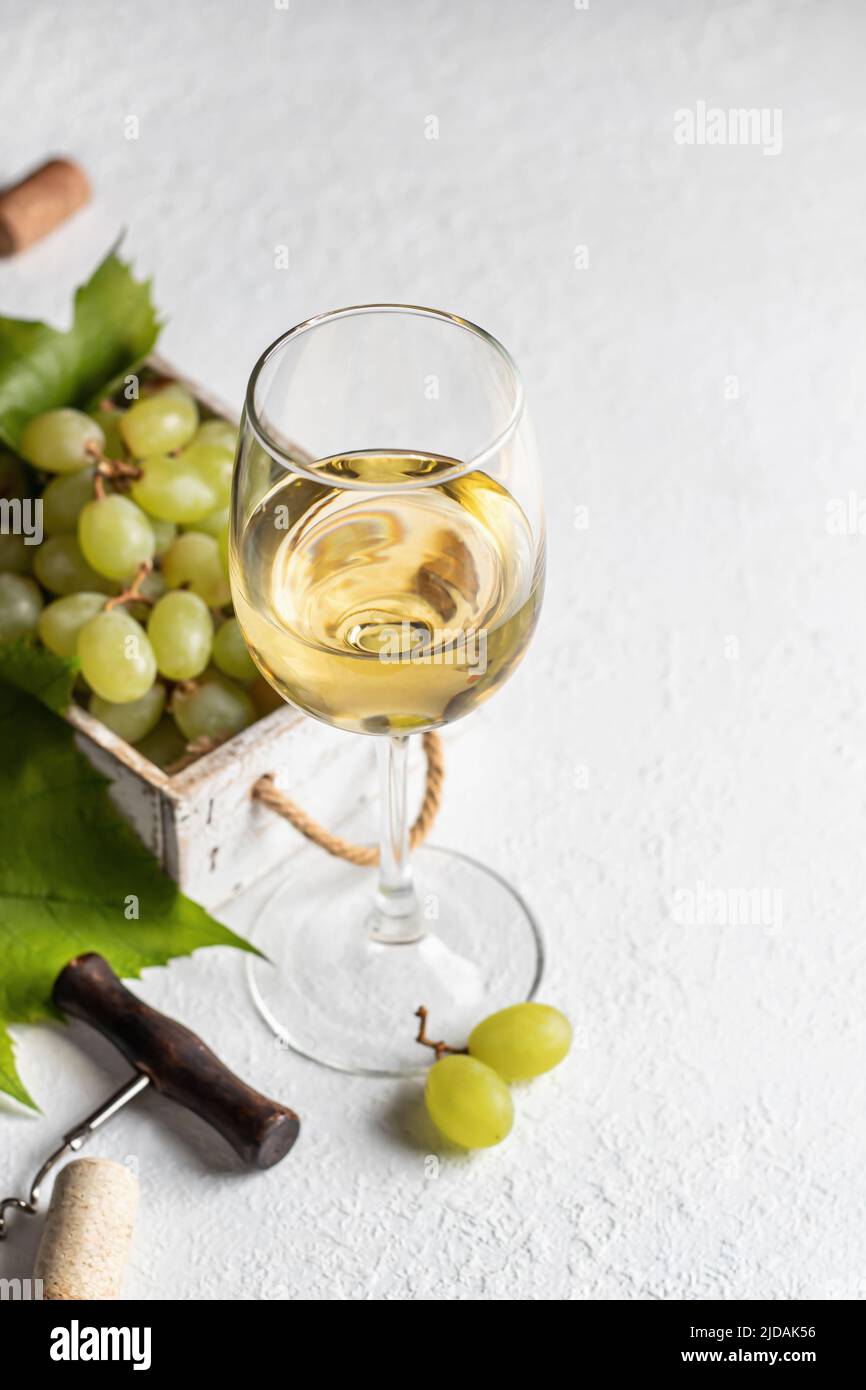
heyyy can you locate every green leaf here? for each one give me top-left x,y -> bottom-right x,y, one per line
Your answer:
0,246 -> 161,450
0,1025 -> 35,1109
0,681 -> 256,1110
0,639 -> 77,714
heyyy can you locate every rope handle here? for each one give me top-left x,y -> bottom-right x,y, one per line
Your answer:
252,731 -> 445,867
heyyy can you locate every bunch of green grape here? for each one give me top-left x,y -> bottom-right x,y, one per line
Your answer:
422,1003 -> 572,1150
0,382 -> 278,770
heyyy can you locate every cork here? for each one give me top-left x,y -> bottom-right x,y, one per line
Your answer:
0,158 -> 91,256
33,1157 -> 139,1300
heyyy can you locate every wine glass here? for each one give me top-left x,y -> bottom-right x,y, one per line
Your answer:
230,305 -> 545,1076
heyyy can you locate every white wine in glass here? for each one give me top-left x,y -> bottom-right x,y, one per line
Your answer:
231,306 -> 545,1075
233,452 -> 542,733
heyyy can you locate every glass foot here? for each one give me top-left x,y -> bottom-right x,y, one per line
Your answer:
246,844 -> 544,1077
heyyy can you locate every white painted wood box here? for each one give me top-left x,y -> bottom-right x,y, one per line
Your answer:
69,700 -> 374,909
67,358 -> 374,908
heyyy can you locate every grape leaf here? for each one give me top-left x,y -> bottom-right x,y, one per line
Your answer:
0,681 -> 256,1110
0,638 -> 77,714
0,245 -> 161,451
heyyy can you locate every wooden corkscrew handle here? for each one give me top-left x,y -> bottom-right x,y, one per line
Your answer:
53,953 -> 299,1169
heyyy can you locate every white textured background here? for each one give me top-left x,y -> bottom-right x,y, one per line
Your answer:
2,0 -> 866,1301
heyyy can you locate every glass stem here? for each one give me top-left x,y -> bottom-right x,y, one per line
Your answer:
370,734 -> 424,943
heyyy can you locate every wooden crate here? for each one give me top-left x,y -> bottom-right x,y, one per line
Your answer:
66,356 -> 374,907
69,700 -> 374,908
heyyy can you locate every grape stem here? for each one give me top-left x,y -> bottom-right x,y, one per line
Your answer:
104,560 -> 154,612
85,442 -> 142,500
414,1006 -> 468,1061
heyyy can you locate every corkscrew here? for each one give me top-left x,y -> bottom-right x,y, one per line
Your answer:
0,953 -> 300,1239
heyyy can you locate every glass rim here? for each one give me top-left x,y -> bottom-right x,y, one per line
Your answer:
243,302 -> 526,492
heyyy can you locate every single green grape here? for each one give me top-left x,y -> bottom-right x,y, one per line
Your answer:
0,531 -> 34,575
194,419 -> 238,454
183,441 -> 234,509
20,408 -> 105,473
212,617 -> 256,682
0,573 -> 43,642
37,592 -> 106,658
33,535 -> 116,596
190,505 -> 229,539
147,590 -> 213,680
89,407 -> 126,460
468,1003 -> 572,1082
134,714 -> 187,770
131,454 -> 217,524
425,1054 -> 514,1149
161,531 -> 230,606
77,609 -> 157,703
172,672 -> 255,742
78,494 -> 155,581
41,467 -> 96,534
89,682 -> 166,743
120,384 -> 199,457
150,517 -> 177,556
